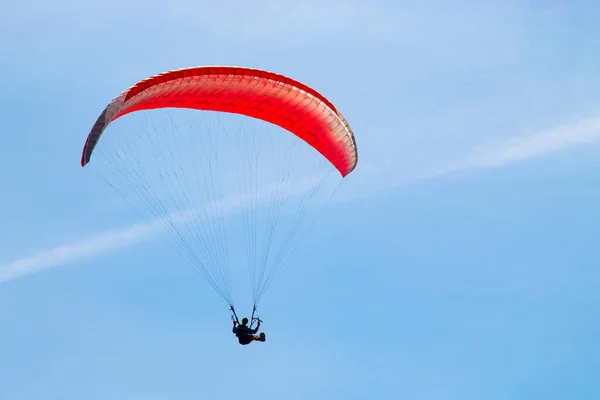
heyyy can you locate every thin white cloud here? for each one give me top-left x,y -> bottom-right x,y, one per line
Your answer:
2,115 -> 600,284
0,222 -> 152,283
347,115 -> 600,195
447,116 -> 600,172
0,170 -> 328,284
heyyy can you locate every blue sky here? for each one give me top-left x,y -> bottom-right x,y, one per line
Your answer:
2,1 -> 600,399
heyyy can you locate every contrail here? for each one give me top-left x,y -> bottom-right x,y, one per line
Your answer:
0,222 -> 153,283
2,116 -> 600,284
448,116 -> 600,172
0,173 -> 327,284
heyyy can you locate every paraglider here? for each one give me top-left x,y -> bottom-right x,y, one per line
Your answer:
231,306 -> 265,345
80,65 -> 358,343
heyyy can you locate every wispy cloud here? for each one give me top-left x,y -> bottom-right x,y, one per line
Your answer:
347,115 -> 600,197
2,115 -> 600,284
0,222 -> 152,283
446,116 -> 600,172
0,169 -> 330,284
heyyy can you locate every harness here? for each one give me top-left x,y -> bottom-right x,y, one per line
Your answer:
230,305 -> 262,330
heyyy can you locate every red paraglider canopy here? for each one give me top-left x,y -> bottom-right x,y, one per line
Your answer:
81,66 -> 358,176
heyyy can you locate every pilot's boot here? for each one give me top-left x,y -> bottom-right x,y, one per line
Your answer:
258,332 -> 266,342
